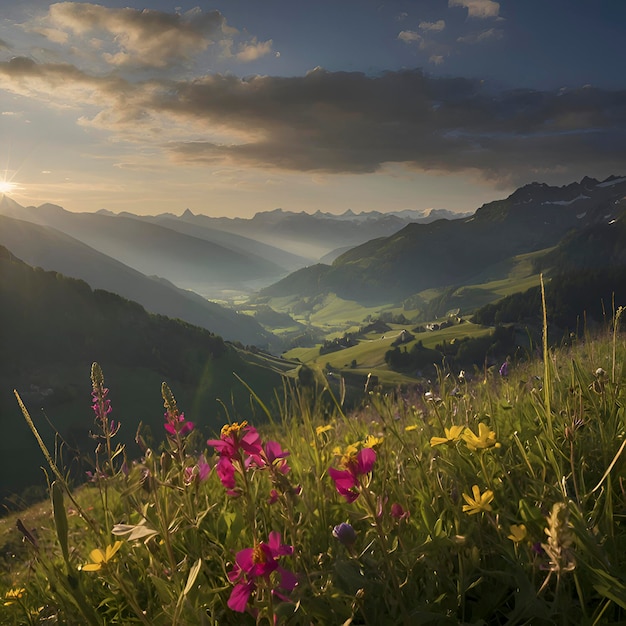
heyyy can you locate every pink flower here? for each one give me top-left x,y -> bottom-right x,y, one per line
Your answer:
207,422 -> 264,492
251,440 -> 291,474
183,455 -> 211,486
227,532 -> 297,612
215,457 -> 237,492
328,447 -> 376,503
207,421 -> 262,459
390,502 -> 410,521
164,412 -> 194,438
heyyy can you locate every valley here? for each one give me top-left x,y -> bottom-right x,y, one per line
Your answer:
1,173 -> 626,503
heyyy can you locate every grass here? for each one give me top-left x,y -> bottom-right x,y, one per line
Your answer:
2,312 -> 626,624
285,320 -> 493,386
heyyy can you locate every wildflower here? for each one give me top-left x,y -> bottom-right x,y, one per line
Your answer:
404,424 -> 418,432
184,454 -> 211,485
82,541 -> 123,571
363,434 -> 384,449
4,588 -> 25,606
332,523 -> 357,546
164,412 -> 194,438
328,446 -> 376,503
215,456 -> 237,491
208,422 -> 264,493
499,361 -> 509,377
268,489 -> 280,504
390,502 -> 410,521
508,524 -> 527,543
207,421 -> 263,458
254,440 -> 291,474
430,425 -> 464,447
462,485 -> 494,515
227,532 -> 297,612
462,423 -> 500,451
315,424 -> 334,436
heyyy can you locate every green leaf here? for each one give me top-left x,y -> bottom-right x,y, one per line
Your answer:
183,558 -> 202,596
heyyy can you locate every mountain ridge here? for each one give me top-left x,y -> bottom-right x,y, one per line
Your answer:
260,175 -> 626,304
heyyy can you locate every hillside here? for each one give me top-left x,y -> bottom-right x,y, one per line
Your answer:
0,212 -> 276,348
0,246 -> 285,501
261,175 -> 626,304
472,205 -> 626,330
0,198 -> 289,299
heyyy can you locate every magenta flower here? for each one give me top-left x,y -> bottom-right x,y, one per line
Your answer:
251,440 -> 291,474
227,532 -> 297,612
207,422 -> 264,492
328,447 -> 376,503
183,455 -> 211,485
390,502 -> 410,521
164,411 -> 194,438
207,421 -> 263,459
215,456 -> 237,492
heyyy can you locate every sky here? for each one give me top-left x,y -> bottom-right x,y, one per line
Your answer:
0,0 -> 625,217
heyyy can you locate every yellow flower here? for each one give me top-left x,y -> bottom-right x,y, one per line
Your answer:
404,424 -> 418,432
462,485 -> 494,515
4,588 -> 25,606
315,424 -> 334,436
430,425 -> 464,447
82,541 -> 123,572
462,423 -> 500,451
363,434 -> 384,449
508,524 -> 527,543
338,443 -> 360,468
220,421 -> 248,439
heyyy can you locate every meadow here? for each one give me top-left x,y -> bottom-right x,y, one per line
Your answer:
2,306 -> 626,625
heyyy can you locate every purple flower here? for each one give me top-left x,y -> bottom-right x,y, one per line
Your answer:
332,523 -> 357,546
499,361 -> 509,377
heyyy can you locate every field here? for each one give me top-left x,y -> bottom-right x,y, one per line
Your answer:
2,310 -> 626,624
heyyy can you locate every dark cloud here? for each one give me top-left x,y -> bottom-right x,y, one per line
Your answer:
155,69 -> 626,185
1,56 -> 624,186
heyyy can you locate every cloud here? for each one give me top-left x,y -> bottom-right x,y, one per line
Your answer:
398,30 -> 421,44
449,0 -> 500,19
1,58 -> 624,188
457,28 -> 504,44
28,3 -> 236,68
419,20 -> 446,32
232,37 -> 274,62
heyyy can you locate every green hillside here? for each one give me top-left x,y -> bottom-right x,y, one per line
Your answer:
0,246 -> 284,502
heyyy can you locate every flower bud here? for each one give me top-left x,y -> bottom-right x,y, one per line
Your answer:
332,522 -> 357,546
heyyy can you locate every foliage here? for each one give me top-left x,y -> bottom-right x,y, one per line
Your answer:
3,307 -> 626,624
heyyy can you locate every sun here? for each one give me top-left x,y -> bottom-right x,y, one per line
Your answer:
0,180 -> 18,194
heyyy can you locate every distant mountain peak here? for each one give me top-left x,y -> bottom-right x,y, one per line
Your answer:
182,208 -> 195,218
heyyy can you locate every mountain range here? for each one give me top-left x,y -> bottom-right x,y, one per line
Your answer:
0,204 -> 275,348
260,175 -> 626,305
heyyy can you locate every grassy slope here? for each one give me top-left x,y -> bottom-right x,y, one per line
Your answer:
2,328 -> 626,624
